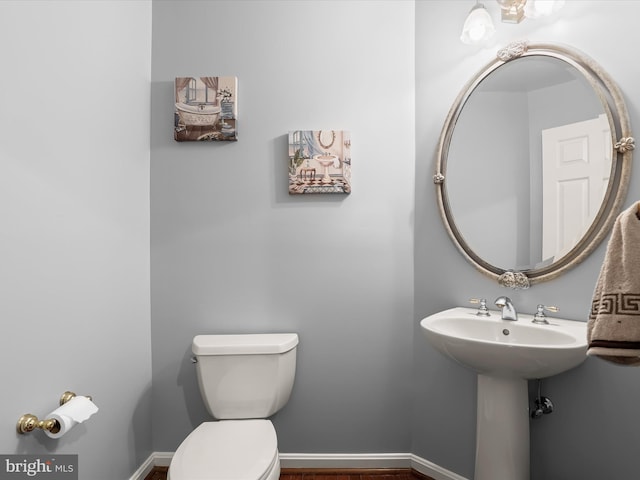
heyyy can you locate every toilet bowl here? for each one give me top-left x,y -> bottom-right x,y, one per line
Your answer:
168,420 -> 280,480
168,333 -> 298,480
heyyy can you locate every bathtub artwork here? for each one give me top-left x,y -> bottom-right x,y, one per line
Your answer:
288,130 -> 351,194
174,76 -> 237,142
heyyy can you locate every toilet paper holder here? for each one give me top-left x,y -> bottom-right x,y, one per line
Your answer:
16,391 -> 92,435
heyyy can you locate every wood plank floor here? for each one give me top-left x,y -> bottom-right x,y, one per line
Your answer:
143,466 -> 168,480
144,467 -> 435,480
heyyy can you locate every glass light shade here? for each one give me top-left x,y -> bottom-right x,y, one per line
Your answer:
460,3 -> 496,45
524,0 -> 565,18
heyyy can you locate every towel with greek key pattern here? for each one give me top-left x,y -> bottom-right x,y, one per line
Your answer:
587,201 -> 640,364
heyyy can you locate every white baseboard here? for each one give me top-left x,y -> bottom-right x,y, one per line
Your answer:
409,455 -> 469,480
280,453 -> 468,480
279,453 -> 410,469
130,452 -> 468,480
128,452 -> 172,480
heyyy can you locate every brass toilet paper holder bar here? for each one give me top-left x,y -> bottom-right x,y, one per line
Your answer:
16,391 -> 92,434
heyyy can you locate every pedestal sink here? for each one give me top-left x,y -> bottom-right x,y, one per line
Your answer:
420,307 -> 587,480
313,154 -> 338,184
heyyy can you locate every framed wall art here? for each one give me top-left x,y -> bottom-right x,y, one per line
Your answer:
174,76 -> 238,142
288,130 -> 351,194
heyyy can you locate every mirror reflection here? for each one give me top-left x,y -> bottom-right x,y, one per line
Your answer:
446,55 -> 610,270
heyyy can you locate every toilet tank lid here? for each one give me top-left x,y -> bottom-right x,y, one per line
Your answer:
193,333 -> 299,355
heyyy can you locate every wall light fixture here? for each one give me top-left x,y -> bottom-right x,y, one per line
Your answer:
461,0 -> 564,44
460,3 -> 496,45
523,0 -> 565,19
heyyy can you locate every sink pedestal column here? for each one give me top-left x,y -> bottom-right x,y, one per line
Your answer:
475,375 -> 529,480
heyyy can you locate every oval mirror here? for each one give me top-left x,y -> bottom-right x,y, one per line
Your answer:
318,130 -> 336,149
434,42 -> 634,288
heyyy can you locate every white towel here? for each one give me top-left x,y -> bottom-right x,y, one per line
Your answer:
587,201 -> 640,365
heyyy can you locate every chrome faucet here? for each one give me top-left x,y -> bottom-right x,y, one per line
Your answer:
494,296 -> 518,321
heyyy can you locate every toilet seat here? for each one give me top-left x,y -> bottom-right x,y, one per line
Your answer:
168,419 -> 279,480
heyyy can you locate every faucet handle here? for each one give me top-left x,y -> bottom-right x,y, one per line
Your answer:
532,304 -> 559,324
469,298 -> 490,316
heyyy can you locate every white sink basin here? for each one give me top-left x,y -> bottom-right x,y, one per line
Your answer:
420,306 -> 588,480
420,306 -> 587,379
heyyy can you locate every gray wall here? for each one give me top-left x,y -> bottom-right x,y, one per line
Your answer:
0,1 -> 152,479
415,1 -> 640,479
150,0 -> 416,454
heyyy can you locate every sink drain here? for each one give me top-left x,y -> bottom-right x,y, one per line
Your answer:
502,329 -> 510,336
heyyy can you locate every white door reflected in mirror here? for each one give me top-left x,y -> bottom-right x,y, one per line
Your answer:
542,114 -> 611,261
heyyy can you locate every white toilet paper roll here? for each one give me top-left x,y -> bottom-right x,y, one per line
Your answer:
44,396 -> 99,439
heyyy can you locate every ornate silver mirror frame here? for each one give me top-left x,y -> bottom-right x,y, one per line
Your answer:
434,41 -> 634,288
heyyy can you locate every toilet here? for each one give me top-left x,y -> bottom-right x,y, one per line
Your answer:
168,333 -> 299,480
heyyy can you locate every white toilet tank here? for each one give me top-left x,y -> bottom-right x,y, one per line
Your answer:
192,333 -> 298,419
